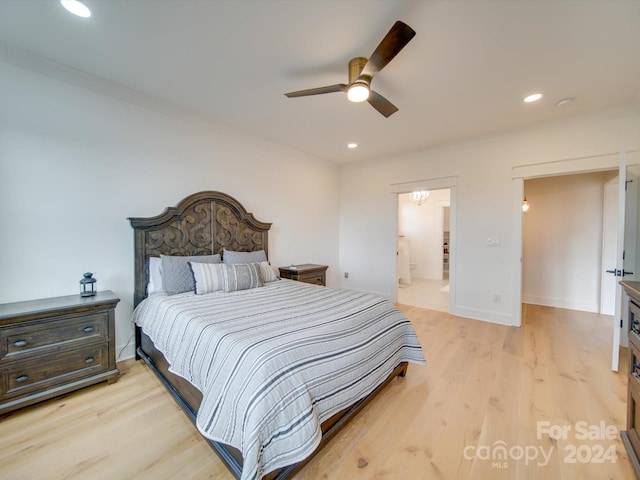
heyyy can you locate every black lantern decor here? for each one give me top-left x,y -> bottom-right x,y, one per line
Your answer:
80,272 -> 97,297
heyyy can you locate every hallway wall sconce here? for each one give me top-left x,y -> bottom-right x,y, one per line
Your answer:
522,196 -> 530,212
412,190 -> 430,206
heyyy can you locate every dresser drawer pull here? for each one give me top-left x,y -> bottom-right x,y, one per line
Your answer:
632,318 -> 640,335
13,340 -> 28,347
83,326 -> 95,333
16,375 -> 28,383
85,356 -> 95,364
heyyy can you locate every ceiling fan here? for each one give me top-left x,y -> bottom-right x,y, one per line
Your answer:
284,20 -> 416,118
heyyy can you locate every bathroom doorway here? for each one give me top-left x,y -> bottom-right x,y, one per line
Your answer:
397,189 -> 451,311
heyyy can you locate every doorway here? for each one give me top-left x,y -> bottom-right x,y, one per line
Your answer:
516,152 -> 640,371
522,171 -> 617,314
397,189 -> 451,311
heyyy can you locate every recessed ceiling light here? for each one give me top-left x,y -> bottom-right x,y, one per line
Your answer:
61,0 -> 91,18
524,93 -> 543,103
347,143 -> 358,149
556,97 -> 574,107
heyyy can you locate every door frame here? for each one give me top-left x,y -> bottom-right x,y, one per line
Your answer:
390,176 -> 457,313
513,151 -> 638,371
601,178 -> 619,316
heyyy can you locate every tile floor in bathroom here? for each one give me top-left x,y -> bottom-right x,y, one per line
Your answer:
397,276 -> 449,312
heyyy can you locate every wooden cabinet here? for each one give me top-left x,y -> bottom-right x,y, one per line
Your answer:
621,281 -> 640,478
279,264 -> 328,286
0,291 -> 120,414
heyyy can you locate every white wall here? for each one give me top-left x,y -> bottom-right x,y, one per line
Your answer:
522,172 -> 610,312
0,62 -> 340,359
398,189 -> 450,280
338,110 -> 640,326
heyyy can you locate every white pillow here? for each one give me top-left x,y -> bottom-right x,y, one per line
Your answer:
147,257 -> 163,295
259,261 -> 279,283
189,262 -> 225,295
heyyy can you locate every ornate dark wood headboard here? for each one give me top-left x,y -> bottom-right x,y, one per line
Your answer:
128,191 -> 272,307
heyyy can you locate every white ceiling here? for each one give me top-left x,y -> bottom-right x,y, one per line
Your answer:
1,0 -> 639,163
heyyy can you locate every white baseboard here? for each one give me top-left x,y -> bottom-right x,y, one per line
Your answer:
522,294 -> 599,313
450,305 -> 516,327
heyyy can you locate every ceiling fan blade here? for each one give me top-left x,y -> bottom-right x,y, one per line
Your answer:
359,21 -> 416,81
284,84 -> 348,98
367,90 -> 399,118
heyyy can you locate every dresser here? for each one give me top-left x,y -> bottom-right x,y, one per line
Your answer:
621,281 -> 640,479
0,291 -> 120,415
279,264 -> 328,286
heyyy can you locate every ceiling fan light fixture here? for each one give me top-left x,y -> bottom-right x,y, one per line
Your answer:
61,0 -> 91,18
347,83 -> 369,103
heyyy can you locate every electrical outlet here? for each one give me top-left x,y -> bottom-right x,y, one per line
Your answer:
344,272 -> 349,279
493,294 -> 501,303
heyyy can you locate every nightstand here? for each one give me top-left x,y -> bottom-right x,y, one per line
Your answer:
0,291 -> 120,414
279,264 -> 328,286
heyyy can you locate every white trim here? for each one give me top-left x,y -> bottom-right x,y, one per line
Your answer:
512,177 -> 524,327
522,295 -> 600,313
448,187 -> 457,315
389,176 -> 458,193
513,150 -> 639,179
449,305 -> 514,327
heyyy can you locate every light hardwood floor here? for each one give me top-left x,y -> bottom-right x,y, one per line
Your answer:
0,304 -> 634,479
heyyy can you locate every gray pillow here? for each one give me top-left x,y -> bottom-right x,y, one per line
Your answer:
161,254 -> 221,295
222,263 -> 263,293
222,249 -> 267,264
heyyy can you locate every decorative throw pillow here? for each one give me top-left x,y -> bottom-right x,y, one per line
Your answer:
189,262 -> 225,295
259,261 -> 279,283
222,263 -> 263,293
222,249 -> 267,265
147,257 -> 163,294
161,254 -> 221,295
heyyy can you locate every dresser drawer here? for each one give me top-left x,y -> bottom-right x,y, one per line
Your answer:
630,300 -> 640,351
0,311 -> 109,362
0,342 -> 109,401
627,343 -> 640,457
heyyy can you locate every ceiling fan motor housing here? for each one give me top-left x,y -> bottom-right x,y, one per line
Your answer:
348,57 -> 369,85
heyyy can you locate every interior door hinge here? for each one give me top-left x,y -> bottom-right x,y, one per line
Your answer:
621,319 -> 624,328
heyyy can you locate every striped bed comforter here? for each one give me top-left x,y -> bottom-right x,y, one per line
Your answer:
133,279 -> 426,480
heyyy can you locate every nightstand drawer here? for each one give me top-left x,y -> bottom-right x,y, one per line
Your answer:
0,311 -> 109,362
1,343 -> 109,401
297,273 -> 325,285
279,264 -> 328,286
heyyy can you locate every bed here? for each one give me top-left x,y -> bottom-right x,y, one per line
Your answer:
128,191 -> 426,480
